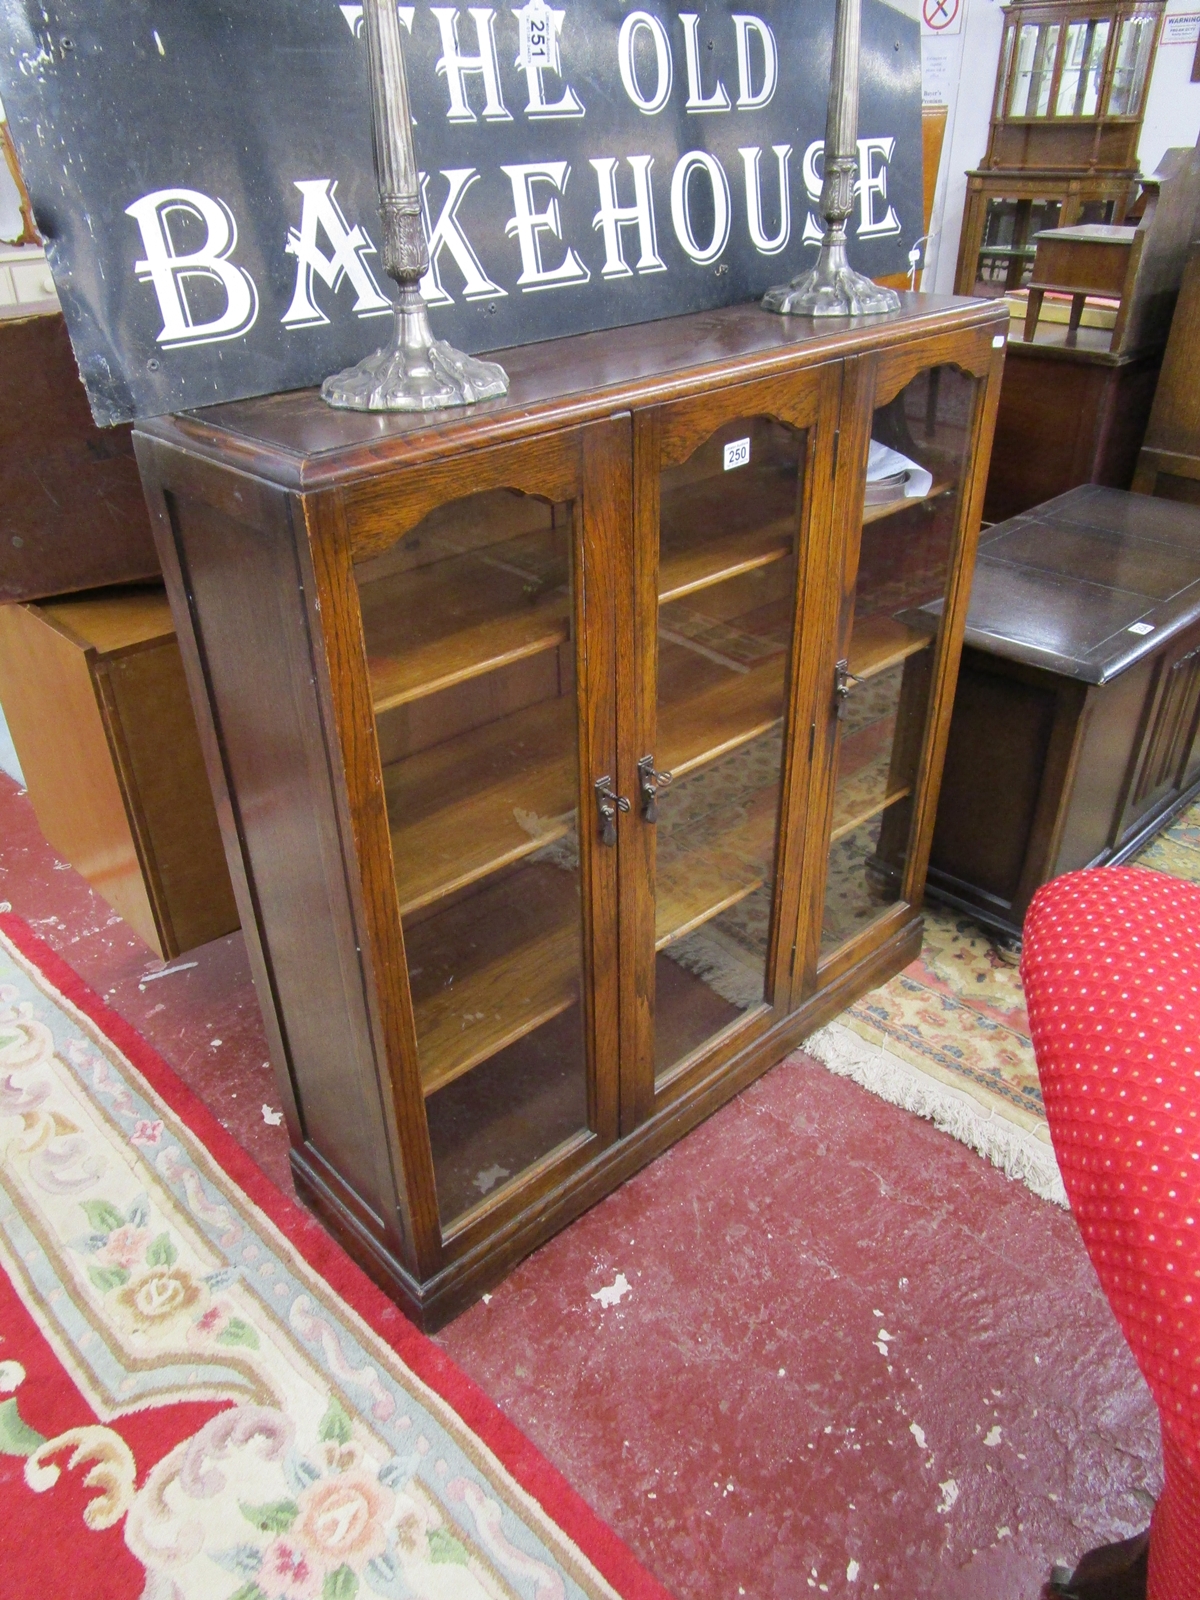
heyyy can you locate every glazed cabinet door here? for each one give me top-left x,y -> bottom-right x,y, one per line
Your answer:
798,332 -> 1003,992
336,421 -> 625,1256
622,365 -> 841,1125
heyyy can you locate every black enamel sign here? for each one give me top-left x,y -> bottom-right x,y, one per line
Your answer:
0,0 -> 921,423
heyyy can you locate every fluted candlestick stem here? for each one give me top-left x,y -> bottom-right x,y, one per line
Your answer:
322,0 -> 508,411
762,0 -> 901,318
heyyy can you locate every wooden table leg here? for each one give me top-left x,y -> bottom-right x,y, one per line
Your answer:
1023,288 -> 1045,343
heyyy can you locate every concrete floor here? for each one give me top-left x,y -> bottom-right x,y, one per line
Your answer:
0,772 -> 1161,1598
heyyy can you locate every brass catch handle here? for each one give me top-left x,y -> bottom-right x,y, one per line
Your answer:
595,777 -> 631,846
637,755 -> 674,822
834,658 -> 864,721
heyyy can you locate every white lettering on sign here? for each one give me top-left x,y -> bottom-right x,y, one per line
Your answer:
419,168 -> 507,303
618,12 -> 673,114
590,156 -> 666,277
1161,12 -> 1200,45
125,189 -> 259,347
431,7 -> 513,122
513,0 -> 585,117
732,15 -> 778,109
857,137 -> 900,238
801,139 -> 826,244
739,144 -> 791,254
680,13 -> 731,113
670,149 -> 730,264
339,6 -> 414,40
724,437 -> 750,470
281,180 -> 392,327
502,160 -> 591,288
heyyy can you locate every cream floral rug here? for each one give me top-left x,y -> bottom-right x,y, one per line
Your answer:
806,797 -> 1200,1206
0,915 -> 670,1600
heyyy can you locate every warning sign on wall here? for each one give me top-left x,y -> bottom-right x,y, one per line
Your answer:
921,0 -> 963,36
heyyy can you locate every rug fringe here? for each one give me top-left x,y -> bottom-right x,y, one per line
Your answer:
802,1021 -> 1068,1208
663,925 -> 763,1011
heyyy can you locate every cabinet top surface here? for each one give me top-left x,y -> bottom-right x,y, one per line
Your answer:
1032,224 -> 1137,246
940,485 -> 1200,682
135,295 -> 1005,490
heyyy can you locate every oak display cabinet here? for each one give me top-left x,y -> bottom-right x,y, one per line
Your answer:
134,296 -> 1006,1327
954,0 -> 1164,298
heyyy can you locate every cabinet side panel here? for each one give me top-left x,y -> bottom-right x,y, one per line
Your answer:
159,485 -> 399,1240
930,658 -> 1058,905
0,602 -> 160,951
1054,657 -> 1152,873
100,642 -> 241,956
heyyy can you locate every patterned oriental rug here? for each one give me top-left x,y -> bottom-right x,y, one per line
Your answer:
0,916 -> 672,1600
805,796 -> 1200,1207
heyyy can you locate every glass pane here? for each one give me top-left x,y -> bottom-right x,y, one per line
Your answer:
976,198 -> 1060,291
1107,15 -> 1156,114
820,368 -> 978,958
355,488 -> 588,1226
1057,18 -> 1110,115
1009,23 -> 1059,115
997,24 -> 1016,113
1083,20 -> 1111,112
1079,199 -> 1116,224
653,417 -> 804,1078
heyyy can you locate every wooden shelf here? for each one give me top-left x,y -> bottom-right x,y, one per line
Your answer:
656,786 -> 778,950
659,653 -> 786,778
848,614 -> 932,681
407,861 -> 580,1097
385,641 -> 784,920
407,778 -> 782,1095
659,516 -> 793,604
831,726 -> 911,842
862,480 -> 951,527
830,680 -> 913,844
831,782 -> 911,844
362,529 -> 570,714
385,694 -> 575,917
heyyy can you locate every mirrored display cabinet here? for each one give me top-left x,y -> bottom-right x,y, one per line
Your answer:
955,0 -> 1164,296
135,295 -> 1005,1327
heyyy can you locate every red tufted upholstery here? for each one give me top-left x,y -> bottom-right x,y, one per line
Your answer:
1022,867 -> 1200,1600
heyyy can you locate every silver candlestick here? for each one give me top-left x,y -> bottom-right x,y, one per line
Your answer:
762,0 -> 901,318
323,0 -> 508,411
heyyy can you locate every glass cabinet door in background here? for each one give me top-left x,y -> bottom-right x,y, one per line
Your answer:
818,365 -> 982,965
631,375 -> 837,1104
353,471 -> 611,1230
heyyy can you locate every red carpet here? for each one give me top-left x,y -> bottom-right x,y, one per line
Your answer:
0,912 -> 671,1600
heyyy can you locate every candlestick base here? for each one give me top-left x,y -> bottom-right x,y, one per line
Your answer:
322,293 -> 508,412
763,239 -> 902,318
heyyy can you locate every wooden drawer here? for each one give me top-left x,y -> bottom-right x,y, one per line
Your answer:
0,587 -> 238,958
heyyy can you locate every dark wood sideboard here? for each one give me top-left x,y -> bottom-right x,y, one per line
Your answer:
926,484 -> 1200,940
133,295 -> 1006,1326
0,310 -> 158,601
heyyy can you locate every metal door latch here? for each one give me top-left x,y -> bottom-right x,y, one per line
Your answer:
595,777 -> 630,846
834,658 -> 863,720
637,755 -> 673,822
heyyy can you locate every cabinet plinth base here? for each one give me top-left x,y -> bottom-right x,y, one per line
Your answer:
290,916 -> 923,1332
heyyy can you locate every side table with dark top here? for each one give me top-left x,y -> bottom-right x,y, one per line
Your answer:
922,484 -> 1200,941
